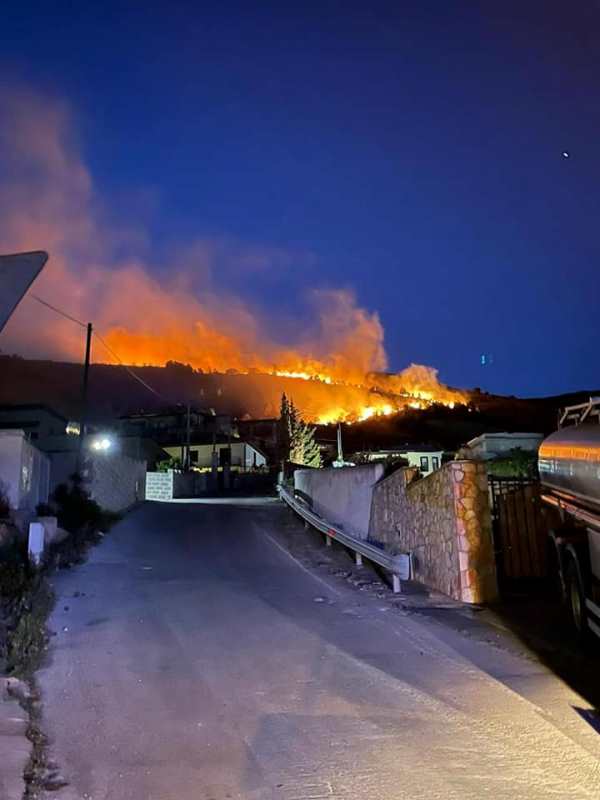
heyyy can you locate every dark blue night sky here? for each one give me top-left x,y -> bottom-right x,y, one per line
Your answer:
2,1 -> 599,396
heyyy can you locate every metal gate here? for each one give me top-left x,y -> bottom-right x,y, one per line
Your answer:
488,477 -> 548,587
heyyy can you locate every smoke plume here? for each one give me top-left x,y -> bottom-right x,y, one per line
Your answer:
0,85 -> 463,420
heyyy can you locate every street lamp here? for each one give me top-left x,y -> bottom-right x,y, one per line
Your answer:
90,436 -> 112,452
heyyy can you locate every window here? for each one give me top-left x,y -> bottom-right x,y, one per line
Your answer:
431,456 -> 439,471
189,450 -> 198,464
420,456 -> 429,472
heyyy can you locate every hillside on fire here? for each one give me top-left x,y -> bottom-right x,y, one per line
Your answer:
1,354 -> 596,450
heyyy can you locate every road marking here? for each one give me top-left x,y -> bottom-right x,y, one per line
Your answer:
260,529 -> 343,598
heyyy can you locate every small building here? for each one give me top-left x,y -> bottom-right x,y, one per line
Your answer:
462,432 -> 544,461
0,429 -> 50,512
352,445 -> 445,476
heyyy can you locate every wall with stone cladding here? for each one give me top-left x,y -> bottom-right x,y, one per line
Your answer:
368,461 -> 497,604
84,454 -> 147,512
145,471 -> 173,501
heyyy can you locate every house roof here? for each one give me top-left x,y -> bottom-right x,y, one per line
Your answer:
352,443 -> 445,455
466,432 -> 544,447
119,407 -> 210,421
163,433 -> 239,446
0,403 -> 68,422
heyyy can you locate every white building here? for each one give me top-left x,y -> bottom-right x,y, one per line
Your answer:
463,432 -> 544,461
163,441 -> 267,471
357,446 -> 444,476
0,429 -> 50,512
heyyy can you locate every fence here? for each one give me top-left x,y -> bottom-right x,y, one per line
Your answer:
488,477 -> 547,585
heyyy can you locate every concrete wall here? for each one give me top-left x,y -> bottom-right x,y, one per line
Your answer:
369,461 -> 497,603
294,463 -> 384,540
145,471 -> 212,500
0,430 -> 50,512
47,451 -> 79,494
46,450 -> 145,513
83,453 -> 146,513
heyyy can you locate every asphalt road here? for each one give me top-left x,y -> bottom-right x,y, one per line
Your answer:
38,500 -> 600,800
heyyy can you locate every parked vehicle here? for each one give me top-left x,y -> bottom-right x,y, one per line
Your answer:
539,397 -> 600,642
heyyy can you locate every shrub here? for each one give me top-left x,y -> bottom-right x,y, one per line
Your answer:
156,457 -> 182,472
487,448 -> 538,479
0,485 -> 10,519
52,476 -> 105,533
0,541 -> 30,599
5,578 -> 54,676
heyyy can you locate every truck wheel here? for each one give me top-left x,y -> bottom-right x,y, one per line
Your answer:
565,558 -> 590,646
546,538 -> 565,601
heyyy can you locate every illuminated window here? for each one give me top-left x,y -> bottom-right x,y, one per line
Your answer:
432,456 -> 439,470
420,456 -> 429,472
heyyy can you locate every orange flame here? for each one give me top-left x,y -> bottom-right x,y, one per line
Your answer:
0,85 -> 467,423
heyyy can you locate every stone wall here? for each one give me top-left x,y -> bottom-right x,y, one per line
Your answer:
368,461 -> 498,604
145,471 -> 174,501
294,463 -> 384,540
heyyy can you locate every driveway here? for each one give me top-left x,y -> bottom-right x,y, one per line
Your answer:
37,499 -> 600,799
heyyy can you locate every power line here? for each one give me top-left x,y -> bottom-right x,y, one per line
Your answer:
29,292 -> 167,403
30,293 -> 87,329
92,331 -> 166,401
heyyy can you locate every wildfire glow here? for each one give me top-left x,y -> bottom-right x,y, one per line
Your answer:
274,370 -> 333,384
0,84 -> 468,425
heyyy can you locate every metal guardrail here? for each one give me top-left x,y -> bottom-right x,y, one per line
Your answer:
278,484 -> 410,593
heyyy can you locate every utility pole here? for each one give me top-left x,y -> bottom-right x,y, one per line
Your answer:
186,402 -> 191,470
337,423 -> 344,463
78,322 -> 93,464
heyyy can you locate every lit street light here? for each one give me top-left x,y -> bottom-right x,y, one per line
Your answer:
90,436 -> 113,452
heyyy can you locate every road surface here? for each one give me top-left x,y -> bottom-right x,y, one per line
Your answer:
38,500 -> 600,800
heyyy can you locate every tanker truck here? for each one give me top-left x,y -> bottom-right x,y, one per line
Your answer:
538,397 -> 600,643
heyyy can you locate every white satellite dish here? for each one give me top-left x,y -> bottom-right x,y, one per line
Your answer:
0,251 -> 48,334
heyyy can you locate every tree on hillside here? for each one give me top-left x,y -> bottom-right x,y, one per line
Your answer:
278,393 -> 322,468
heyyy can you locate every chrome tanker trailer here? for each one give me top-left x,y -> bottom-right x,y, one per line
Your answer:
538,397 -> 600,642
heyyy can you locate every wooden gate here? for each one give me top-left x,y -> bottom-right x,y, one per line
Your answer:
488,477 -> 548,586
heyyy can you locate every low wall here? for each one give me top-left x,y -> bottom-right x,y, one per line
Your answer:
294,463 -> 384,540
145,471 -> 215,500
369,461 -> 497,603
84,453 -> 146,513
146,469 -> 276,500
